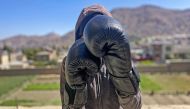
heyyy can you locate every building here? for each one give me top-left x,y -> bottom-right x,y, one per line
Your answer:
36,49 -> 57,62
172,45 -> 190,59
57,48 -> 67,64
36,51 -> 50,61
9,51 -> 29,69
10,51 -> 28,62
0,51 -> 10,69
146,34 -> 190,63
149,41 -> 168,63
0,50 -> 30,69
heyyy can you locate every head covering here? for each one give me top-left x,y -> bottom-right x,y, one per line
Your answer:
75,4 -> 112,40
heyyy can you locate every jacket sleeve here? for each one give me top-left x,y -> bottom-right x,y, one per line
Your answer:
118,90 -> 142,109
60,57 -> 66,108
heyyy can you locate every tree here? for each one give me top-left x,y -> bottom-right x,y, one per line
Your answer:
23,48 -> 41,60
3,44 -> 12,53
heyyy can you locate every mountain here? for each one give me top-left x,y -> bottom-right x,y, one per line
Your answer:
0,31 -> 75,50
0,32 -> 63,49
61,31 -> 75,48
1,5 -> 190,49
111,5 -> 190,37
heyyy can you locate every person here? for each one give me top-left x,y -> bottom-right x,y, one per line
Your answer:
60,4 -> 142,109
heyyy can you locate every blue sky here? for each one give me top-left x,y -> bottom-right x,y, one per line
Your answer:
0,0 -> 190,39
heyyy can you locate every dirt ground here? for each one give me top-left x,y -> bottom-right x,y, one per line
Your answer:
142,94 -> 190,105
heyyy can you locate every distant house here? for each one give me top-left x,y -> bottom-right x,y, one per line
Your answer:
147,35 -> 190,63
0,51 -> 10,69
149,41 -> 168,63
172,45 -> 190,59
10,51 -> 27,62
36,49 -> 57,61
57,49 -> 67,64
36,51 -> 50,61
9,51 -> 29,69
49,50 -> 57,61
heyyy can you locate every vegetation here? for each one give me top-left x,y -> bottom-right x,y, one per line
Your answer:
23,48 -> 41,60
24,83 -> 59,91
0,99 -> 35,106
3,44 -> 12,53
33,60 -> 57,67
138,60 -> 157,66
140,74 -> 162,92
0,75 -> 33,97
51,99 -> 62,105
1,73 -> 190,106
0,75 -> 61,106
140,73 -> 190,93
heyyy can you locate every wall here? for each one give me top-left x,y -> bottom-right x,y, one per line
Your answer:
0,61 -> 190,76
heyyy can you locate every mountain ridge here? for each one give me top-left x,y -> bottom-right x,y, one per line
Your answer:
1,5 -> 190,49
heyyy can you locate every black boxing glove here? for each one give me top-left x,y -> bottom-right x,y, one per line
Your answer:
60,57 -> 88,109
84,15 -> 140,97
65,38 -> 101,89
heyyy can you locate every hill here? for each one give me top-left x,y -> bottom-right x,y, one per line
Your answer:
111,5 -> 190,37
1,5 -> 190,49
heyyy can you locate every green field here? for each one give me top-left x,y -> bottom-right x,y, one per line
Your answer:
23,73 -> 190,93
0,75 -> 60,106
140,74 -> 162,92
24,83 -> 59,91
0,99 -> 36,106
0,73 -> 190,106
1,74 -> 189,95
0,75 -> 33,97
140,73 -> 190,93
